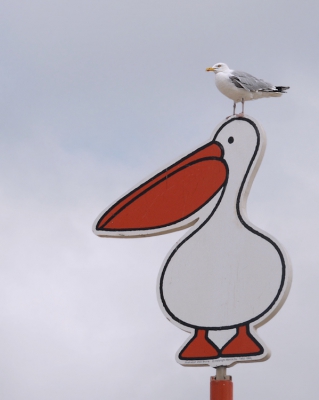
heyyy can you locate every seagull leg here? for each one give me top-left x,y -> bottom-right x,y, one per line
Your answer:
226,102 -> 236,119
236,98 -> 245,117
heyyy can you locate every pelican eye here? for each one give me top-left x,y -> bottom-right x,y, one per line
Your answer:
228,136 -> 234,144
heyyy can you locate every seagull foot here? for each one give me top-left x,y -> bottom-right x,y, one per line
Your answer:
236,113 -> 244,117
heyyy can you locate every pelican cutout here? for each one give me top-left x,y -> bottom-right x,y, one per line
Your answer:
93,116 -> 292,367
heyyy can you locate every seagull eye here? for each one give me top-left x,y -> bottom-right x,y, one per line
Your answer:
217,64 -> 222,67
228,136 -> 234,144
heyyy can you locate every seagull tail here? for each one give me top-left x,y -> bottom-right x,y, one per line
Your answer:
275,86 -> 290,93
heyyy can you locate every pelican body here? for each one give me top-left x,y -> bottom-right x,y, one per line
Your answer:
94,117 -> 292,367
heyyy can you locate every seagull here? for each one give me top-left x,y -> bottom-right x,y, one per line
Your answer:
206,63 -> 289,117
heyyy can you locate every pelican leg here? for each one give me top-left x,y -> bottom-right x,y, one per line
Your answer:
179,329 -> 219,360
220,325 -> 263,356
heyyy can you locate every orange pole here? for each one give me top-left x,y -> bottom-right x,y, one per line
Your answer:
210,375 -> 233,400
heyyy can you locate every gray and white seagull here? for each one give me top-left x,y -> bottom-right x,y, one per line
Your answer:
206,63 -> 289,117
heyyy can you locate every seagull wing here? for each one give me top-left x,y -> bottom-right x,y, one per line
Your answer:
230,70 -> 276,92
94,142 -> 227,237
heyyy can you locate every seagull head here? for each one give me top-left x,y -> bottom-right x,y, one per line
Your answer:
206,63 -> 230,74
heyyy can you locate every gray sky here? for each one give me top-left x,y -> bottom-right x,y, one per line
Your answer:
1,0 -> 319,398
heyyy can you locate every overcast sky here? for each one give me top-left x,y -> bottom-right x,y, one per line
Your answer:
1,0 -> 319,399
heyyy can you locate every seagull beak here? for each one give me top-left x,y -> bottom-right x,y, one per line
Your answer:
206,67 -> 215,72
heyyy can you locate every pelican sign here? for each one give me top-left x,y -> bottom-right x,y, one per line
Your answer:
93,116 -> 292,368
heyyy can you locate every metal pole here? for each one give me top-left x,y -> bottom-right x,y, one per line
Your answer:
210,367 -> 233,400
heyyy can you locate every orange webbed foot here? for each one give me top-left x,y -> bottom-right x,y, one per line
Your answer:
221,325 -> 263,356
179,329 -> 219,360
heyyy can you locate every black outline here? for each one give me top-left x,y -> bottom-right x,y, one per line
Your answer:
96,143 -> 226,232
159,117 -> 286,331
